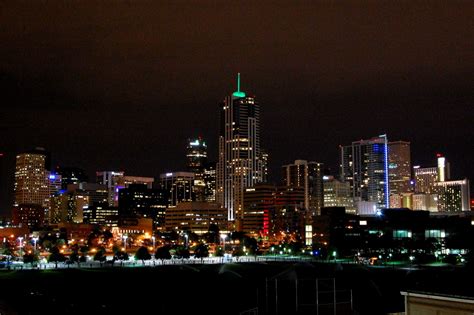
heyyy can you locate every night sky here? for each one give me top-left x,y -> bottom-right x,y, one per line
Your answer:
0,2 -> 473,214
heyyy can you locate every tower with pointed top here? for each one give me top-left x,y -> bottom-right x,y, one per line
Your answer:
217,74 -> 265,230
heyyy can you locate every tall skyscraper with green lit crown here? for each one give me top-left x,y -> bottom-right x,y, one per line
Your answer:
217,74 -> 266,230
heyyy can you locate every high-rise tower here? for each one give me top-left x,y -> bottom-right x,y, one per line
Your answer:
187,137 -> 208,173
217,74 -> 265,229
340,135 -> 389,211
388,141 -> 411,195
282,160 -> 324,215
187,137 -> 208,201
14,147 -> 50,207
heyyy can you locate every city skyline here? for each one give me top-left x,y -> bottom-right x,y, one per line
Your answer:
1,2 -> 473,214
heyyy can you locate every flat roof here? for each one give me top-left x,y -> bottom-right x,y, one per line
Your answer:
401,291 -> 474,304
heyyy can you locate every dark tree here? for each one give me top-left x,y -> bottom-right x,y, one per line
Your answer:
23,253 -> 39,265
48,247 -> 66,268
243,237 -> 259,255
155,246 -> 171,260
215,247 -> 224,257
194,243 -> 209,259
175,246 -> 190,259
114,251 -> 129,261
93,247 -> 107,262
207,223 -> 220,244
135,246 -> 151,264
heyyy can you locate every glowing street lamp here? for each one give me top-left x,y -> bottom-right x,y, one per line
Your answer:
151,236 -> 156,250
18,237 -> 24,256
123,235 -> 128,251
32,237 -> 38,252
184,234 -> 189,248
220,234 -> 226,252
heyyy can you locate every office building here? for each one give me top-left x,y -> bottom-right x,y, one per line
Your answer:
388,141 -> 411,197
56,167 -> 88,189
414,166 -> 438,194
187,137 -> 208,173
412,193 -> 438,211
340,134 -> 389,211
414,155 -> 451,194
216,74 -> 266,229
160,172 -> 194,206
165,201 -> 227,234
389,193 -> 413,209
273,186 -> 307,242
48,193 -> 69,224
242,184 -> 306,241
83,204 -> 119,228
96,171 -> 124,206
323,176 -> 355,213
259,149 -> 269,183
119,176 -> 154,189
186,137 -> 208,201
435,179 -> 470,212
203,162 -> 217,202
67,182 -> 109,206
48,182 -> 109,224
118,183 -> 167,228
282,160 -> 324,215
12,204 -> 44,228
243,184 -> 275,236
13,147 -> 50,208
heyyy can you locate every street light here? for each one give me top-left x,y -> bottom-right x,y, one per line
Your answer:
220,234 -> 226,253
32,237 -> 38,252
151,236 -> 156,250
184,234 -> 189,248
18,237 -> 24,256
123,235 -> 128,251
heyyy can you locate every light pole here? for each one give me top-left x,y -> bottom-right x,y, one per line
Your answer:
33,237 -> 38,252
18,237 -> 24,256
152,236 -> 156,250
220,234 -> 226,253
123,235 -> 128,251
184,234 -> 188,249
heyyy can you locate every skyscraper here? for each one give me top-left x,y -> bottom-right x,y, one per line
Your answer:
282,160 -> 324,215
435,179 -> 470,212
217,74 -> 265,229
186,137 -> 207,173
14,147 -> 50,208
96,171 -> 124,206
340,135 -> 389,211
323,176 -> 355,213
203,162 -> 217,202
118,183 -> 168,228
414,166 -> 438,193
160,172 -> 194,207
186,137 -> 208,201
56,167 -> 88,189
388,141 -> 411,195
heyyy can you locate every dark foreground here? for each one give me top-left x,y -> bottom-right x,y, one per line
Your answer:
0,262 -> 473,315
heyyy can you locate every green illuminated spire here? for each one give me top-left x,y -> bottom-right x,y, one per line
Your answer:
232,72 -> 246,98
